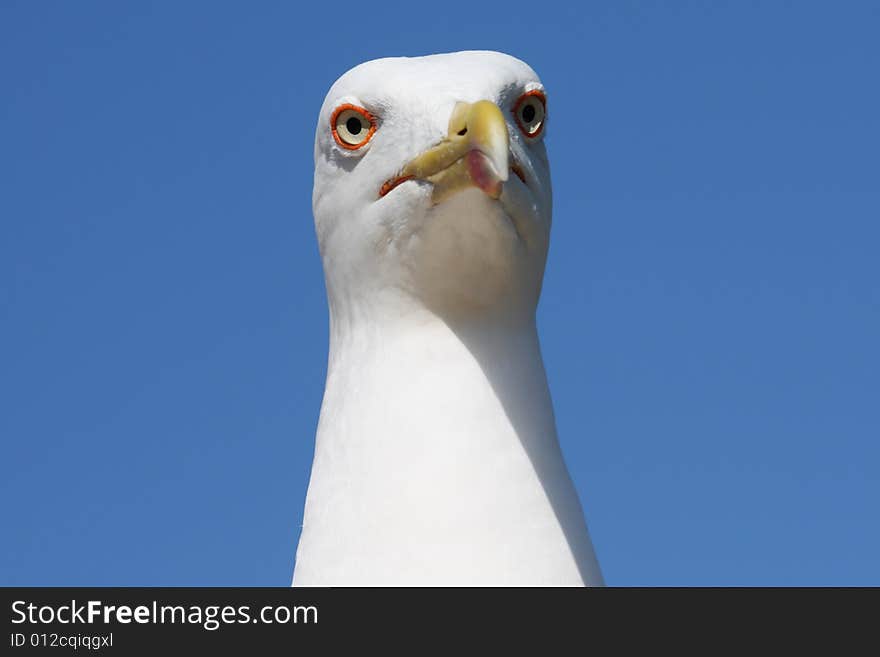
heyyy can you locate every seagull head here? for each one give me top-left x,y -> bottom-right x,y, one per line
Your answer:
313,51 -> 552,321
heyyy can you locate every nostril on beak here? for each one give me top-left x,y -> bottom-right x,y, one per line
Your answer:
457,127 -> 468,136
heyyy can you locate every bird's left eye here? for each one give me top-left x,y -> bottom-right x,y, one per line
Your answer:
331,104 -> 376,150
513,91 -> 546,138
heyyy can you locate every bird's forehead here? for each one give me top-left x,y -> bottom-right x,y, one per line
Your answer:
323,51 -> 541,113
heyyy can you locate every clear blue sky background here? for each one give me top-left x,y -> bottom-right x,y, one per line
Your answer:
2,1 -> 877,586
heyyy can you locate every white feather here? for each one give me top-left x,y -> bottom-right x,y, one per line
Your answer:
294,51 -> 603,586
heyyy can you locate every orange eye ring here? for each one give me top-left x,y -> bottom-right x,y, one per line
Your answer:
331,104 -> 377,150
512,90 -> 547,139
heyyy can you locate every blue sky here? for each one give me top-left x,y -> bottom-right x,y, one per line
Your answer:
1,1 -> 877,586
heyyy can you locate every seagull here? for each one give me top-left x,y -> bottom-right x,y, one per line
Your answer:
293,51 -> 604,586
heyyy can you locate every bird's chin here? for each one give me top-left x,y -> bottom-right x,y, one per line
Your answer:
397,187 -> 545,319
383,172 -> 540,242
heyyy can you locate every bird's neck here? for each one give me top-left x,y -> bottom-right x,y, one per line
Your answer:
294,300 -> 603,585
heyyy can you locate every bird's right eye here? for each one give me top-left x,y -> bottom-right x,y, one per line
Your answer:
331,104 -> 376,150
512,90 -> 546,139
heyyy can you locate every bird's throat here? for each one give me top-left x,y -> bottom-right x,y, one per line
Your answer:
293,308 -> 603,586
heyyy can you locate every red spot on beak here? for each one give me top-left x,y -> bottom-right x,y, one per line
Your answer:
466,150 -> 503,199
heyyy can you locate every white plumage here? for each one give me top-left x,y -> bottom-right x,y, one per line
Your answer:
293,51 -> 603,586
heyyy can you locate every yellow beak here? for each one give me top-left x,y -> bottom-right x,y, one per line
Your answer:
381,100 -> 510,203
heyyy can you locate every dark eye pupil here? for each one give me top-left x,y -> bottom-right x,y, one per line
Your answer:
346,116 -> 362,135
522,103 -> 536,123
